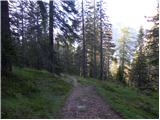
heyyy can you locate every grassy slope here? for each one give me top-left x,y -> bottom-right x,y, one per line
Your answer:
77,77 -> 159,119
2,67 -> 71,118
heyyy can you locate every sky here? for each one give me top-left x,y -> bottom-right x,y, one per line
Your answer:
103,0 -> 158,47
106,0 -> 158,30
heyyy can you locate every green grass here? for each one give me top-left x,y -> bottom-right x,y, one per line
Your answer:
2,67 -> 71,118
77,77 -> 159,119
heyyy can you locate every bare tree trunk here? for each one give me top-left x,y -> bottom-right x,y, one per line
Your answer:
100,1 -> 103,80
36,14 -> 41,69
37,0 -> 47,34
121,41 -> 125,81
107,56 -> 110,79
49,0 -> 54,73
93,0 -> 97,78
1,1 -> 12,74
138,39 -> 143,87
82,0 -> 87,77
21,0 -> 26,66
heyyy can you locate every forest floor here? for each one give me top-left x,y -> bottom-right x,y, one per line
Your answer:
2,68 -> 158,119
61,75 -> 121,119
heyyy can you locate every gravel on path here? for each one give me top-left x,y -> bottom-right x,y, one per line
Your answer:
62,84 -> 121,119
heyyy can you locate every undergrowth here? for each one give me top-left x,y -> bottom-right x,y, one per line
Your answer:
77,77 -> 159,119
1,67 -> 71,118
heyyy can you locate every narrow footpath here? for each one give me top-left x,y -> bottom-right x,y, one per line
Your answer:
61,75 -> 121,119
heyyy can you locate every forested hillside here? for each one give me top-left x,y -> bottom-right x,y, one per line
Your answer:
1,0 -> 159,119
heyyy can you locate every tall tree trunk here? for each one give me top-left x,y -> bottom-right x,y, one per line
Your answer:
64,39 -> 69,73
138,39 -> 143,87
1,1 -> 12,74
37,1 -> 47,34
100,1 -> 103,80
49,0 -> 54,73
82,0 -> 86,77
93,0 -> 97,78
121,41 -> 125,81
36,14 -> 41,69
89,46 -> 94,77
107,56 -> 110,79
21,0 -> 26,66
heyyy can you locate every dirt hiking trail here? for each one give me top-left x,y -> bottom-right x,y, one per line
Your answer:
61,75 -> 121,119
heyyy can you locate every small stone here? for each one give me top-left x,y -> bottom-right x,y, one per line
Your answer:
82,99 -> 87,102
77,105 -> 86,111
